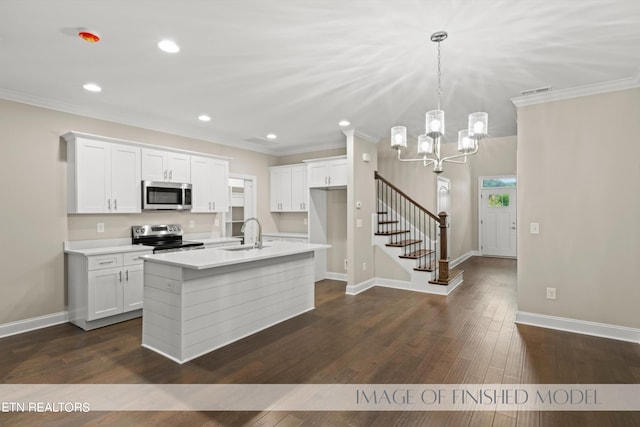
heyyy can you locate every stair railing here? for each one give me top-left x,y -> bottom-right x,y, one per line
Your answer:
374,171 -> 451,283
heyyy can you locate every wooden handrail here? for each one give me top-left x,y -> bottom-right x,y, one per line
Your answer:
374,171 -> 440,221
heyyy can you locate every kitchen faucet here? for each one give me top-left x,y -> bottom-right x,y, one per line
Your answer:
241,217 -> 263,248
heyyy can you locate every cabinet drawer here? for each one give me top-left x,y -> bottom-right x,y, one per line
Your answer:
87,254 -> 123,271
123,250 -> 152,266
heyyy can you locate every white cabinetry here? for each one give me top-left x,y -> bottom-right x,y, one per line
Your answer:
68,249 -> 152,330
307,157 -> 348,188
65,134 -> 141,214
270,164 -> 307,212
190,155 -> 229,213
141,148 -> 191,183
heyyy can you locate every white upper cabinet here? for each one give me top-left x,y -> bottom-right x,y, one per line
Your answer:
291,164 -> 308,211
270,166 -> 292,212
141,148 -> 190,183
307,157 -> 348,188
190,155 -> 229,213
270,164 -> 307,212
66,135 -> 141,214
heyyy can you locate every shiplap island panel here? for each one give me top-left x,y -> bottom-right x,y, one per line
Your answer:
140,242 -> 328,363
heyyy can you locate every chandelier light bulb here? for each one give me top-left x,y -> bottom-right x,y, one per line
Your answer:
425,110 -> 445,138
469,112 -> 488,138
390,126 -> 407,149
417,135 -> 434,155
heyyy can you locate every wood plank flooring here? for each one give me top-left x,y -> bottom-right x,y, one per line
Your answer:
2,257 -> 640,426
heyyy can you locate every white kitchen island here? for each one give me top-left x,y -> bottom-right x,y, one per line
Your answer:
140,242 -> 329,363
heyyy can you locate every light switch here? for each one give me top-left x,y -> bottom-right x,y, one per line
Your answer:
530,223 -> 540,234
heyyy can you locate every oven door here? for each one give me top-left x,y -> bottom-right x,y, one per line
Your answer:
142,181 -> 193,210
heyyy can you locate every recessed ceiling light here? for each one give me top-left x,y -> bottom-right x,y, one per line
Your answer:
266,133 -> 277,140
339,120 -> 350,127
83,83 -> 102,92
198,114 -> 211,122
158,39 -> 180,53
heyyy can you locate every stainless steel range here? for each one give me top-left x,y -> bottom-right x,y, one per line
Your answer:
132,224 -> 204,253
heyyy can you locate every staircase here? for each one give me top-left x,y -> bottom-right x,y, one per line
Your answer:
374,171 -> 463,294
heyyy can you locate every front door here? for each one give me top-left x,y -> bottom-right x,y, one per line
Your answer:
480,181 -> 517,257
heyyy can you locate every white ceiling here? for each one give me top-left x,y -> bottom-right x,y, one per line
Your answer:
1,0 -> 639,155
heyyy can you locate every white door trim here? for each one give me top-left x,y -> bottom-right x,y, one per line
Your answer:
226,173 -> 257,238
478,175 -> 517,257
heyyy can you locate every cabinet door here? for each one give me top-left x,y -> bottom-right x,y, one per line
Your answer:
111,143 -> 141,213
75,139 -> 111,213
270,167 -> 292,211
291,165 -> 308,211
307,163 -> 329,188
167,153 -> 191,183
210,159 -> 229,212
190,156 -> 213,212
87,267 -> 123,320
141,148 -> 168,181
123,264 -> 144,312
328,159 -> 348,187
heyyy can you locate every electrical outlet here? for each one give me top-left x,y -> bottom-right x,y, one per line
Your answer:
546,287 -> 556,300
303,217 -> 308,225
214,219 -> 219,227
362,262 -> 366,271
530,223 -> 540,234
97,223 -> 104,233
189,220 -> 195,228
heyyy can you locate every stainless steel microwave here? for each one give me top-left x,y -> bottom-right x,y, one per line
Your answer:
142,181 -> 192,210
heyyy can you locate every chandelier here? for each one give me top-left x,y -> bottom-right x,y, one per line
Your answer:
391,31 -> 488,173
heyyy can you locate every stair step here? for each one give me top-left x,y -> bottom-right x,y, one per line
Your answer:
414,262 -> 436,272
375,230 -> 409,236
386,239 -> 422,248
399,249 -> 434,259
378,220 -> 399,225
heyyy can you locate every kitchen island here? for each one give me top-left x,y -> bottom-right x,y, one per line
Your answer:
140,242 -> 329,363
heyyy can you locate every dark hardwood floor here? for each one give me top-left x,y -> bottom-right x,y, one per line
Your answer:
2,257 -> 639,426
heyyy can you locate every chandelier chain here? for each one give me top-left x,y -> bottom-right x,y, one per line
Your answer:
436,40 -> 442,110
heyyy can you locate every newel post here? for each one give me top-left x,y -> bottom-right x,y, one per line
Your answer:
437,211 -> 450,282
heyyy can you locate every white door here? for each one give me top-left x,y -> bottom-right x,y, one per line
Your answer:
481,186 -> 517,257
436,176 -> 451,259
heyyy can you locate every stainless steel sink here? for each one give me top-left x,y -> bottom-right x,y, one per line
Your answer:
220,245 -> 271,252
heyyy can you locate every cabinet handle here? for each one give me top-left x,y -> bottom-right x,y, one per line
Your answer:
99,260 -> 115,265
107,199 -> 111,210
125,270 -> 129,281
328,176 -> 332,185
169,170 -> 173,180
119,271 -> 122,282
209,201 -> 212,211
212,201 -> 216,211
114,199 -> 117,210
164,170 -> 168,180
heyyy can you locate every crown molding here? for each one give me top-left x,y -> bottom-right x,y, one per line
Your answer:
511,70 -> 640,108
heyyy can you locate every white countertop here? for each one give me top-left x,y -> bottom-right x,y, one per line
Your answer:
140,241 -> 329,270
63,237 -> 239,256
261,232 -> 308,239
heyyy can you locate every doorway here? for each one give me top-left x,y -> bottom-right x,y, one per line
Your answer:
436,176 -> 451,259
226,174 -> 257,241
479,176 -> 517,257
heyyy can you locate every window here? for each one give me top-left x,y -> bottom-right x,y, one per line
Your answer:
481,177 -> 516,188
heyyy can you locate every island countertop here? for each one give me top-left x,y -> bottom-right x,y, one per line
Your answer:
140,241 -> 329,270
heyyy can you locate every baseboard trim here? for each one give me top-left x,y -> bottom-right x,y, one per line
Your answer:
451,251 -> 478,268
515,311 -> 640,344
325,272 -> 347,281
0,311 -> 69,339
345,278 -> 376,295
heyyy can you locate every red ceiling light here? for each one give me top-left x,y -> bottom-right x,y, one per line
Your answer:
78,31 -> 100,43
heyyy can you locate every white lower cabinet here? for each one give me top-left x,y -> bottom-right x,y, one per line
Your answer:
68,249 -> 151,330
